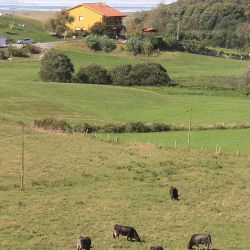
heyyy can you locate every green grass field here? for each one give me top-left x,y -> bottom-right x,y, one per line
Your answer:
98,129 -> 250,155
0,37 -> 250,249
0,41 -> 250,155
0,120 -> 250,249
59,42 -> 250,80
0,16 -> 59,43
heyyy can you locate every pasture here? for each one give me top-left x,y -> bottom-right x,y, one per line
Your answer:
0,15 -> 59,43
0,41 -> 250,155
0,35 -> 250,249
0,119 -> 250,249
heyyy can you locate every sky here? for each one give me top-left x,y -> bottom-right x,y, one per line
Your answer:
0,0 -> 173,7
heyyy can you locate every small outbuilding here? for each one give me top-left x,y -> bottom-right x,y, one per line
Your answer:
142,27 -> 158,33
0,37 -> 7,48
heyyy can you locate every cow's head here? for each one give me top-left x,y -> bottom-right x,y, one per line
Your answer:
187,240 -> 193,249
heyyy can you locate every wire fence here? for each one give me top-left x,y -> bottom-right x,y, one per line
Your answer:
1,113 -> 249,191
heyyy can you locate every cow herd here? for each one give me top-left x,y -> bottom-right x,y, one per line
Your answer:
76,187 -> 213,250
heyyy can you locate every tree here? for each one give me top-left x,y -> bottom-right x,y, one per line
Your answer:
48,11 -> 74,37
40,50 -> 74,82
90,22 -> 107,35
126,37 -> 143,56
142,39 -> 154,56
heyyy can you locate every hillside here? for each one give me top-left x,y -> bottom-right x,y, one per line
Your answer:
0,37 -> 250,249
0,119 -> 250,249
0,15 -> 59,43
0,41 -> 250,154
127,0 -> 250,49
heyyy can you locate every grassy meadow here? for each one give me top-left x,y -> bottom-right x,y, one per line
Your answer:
0,25 -> 250,249
0,15 -> 59,43
0,119 -> 250,249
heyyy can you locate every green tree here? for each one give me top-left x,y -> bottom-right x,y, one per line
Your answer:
126,37 -> 143,56
90,22 -> 108,35
40,50 -> 74,82
142,39 -> 154,56
48,11 -> 74,38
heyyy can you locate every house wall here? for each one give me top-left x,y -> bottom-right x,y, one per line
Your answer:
66,5 -> 103,31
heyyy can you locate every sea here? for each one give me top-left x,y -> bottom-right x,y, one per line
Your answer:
0,4 -> 152,12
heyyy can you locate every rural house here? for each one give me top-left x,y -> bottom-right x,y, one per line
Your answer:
65,2 -> 127,37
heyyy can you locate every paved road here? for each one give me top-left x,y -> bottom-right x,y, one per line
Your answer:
12,41 -> 66,49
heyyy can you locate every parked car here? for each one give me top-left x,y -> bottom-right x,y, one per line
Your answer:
17,38 -> 34,44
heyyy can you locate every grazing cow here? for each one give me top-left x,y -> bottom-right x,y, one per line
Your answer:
150,246 -> 164,250
169,186 -> 179,200
113,224 -> 141,242
77,236 -> 91,250
188,234 -> 212,250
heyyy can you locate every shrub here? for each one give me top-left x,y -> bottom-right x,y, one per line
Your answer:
150,122 -> 172,132
24,44 -> 41,54
142,39 -> 154,56
8,46 -> 29,58
85,33 -> 101,51
110,64 -> 134,86
126,37 -> 143,56
99,35 -> 116,52
72,30 -> 89,38
85,34 -> 116,52
73,67 -> 89,83
33,118 -> 71,131
125,122 -> 152,133
0,50 -> 8,60
110,62 -> 171,86
149,36 -> 167,50
74,123 -> 98,133
40,50 -> 74,82
74,64 -> 111,84
101,123 -> 126,133
90,22 -> 108,35
132,63 -> 170,86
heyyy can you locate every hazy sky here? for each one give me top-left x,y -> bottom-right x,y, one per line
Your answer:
0,0 -> 173,7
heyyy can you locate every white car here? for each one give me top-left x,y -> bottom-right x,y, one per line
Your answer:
17,38 -> 34,44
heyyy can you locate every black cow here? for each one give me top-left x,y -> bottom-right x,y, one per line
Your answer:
150,246 -> 164,250
188,234 -> 212,250
169,186 -> 179,200
113,224 -> 141,242
76,236 -> 91,250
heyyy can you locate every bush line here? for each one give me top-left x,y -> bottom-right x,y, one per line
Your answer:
33,118 -> 250,134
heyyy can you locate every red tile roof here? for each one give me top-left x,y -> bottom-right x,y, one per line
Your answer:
142,27 -> 158,32
83,3 -> 127,17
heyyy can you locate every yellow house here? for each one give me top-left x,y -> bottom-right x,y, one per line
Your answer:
65,3 -> 127,36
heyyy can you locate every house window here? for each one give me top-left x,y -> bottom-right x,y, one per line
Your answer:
79,16 -> 84,21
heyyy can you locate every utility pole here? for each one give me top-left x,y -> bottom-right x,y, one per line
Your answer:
187,106 -> 192,148
21,124 -> 24,191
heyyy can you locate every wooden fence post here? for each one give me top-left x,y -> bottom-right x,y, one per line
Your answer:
21,124 -> 24,191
